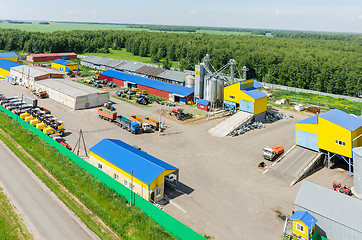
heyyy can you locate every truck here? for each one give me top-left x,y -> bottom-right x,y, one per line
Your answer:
145,117 -> 160,130
130,115 -> 151,132
115,115 -> 141,134
263,145 -> 284,161
98,108 -> 117,121
43,121 -> 65,136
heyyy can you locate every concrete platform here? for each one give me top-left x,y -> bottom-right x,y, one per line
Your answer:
208,111 -> 253,137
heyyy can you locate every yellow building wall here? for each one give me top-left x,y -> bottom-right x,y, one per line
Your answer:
224,82 -> 256,104
254,96 -> 267,115
352,127 -> 362,152
0,57 -> 18,62
295,122 -> 319,145
318,118 -> 352,158
0,68 -> 10,77
292,220 -> 309,240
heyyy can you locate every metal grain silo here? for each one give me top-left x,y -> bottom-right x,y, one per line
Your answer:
194,64 -> 205,99
185,74 -> 195,89
210,77 -> 217,104
353,147 -> 362,197
216,76 -> 224,105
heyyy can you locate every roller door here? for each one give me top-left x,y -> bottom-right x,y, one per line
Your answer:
240,100 -> 254,114
296,130 -> 319,151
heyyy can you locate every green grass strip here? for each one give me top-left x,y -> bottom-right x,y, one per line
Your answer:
0,110 -> 176,240
0,187 -> 34,240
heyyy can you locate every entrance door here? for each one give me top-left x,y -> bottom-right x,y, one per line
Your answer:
240,100 -> 254,113
296,130 -> 319,151
65,67 -> 69,72
151,191 -> 155,202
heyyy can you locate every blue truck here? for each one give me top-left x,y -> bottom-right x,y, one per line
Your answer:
115,115 -> 141,134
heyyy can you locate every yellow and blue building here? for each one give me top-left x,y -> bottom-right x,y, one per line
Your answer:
51,59 -> 78,72
0,52 -> 18,62
0,59 -> 22,77
89,139 -> 179,202
295,109 -> 362,175
223,79 -> 267,120
289,211 -> 317,240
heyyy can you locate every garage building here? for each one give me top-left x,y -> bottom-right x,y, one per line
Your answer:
51,59 -> 78,72
89,139 -> 179,202
100,69 -> 194,104
34,79 -> 109,109
0,52 -> 18,62
10,65 -> 65,88
26,52 -> 77,62
295,109 -> 362,174
0,59 -> 22,77
294,181 -> 362,240
223,79 -> 267,121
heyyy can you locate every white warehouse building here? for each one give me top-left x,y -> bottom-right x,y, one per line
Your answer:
34,79 -> 109,109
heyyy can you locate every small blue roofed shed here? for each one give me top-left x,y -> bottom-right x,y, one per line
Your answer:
290,211 -> 317,229
89,138 -> 179,202
52,59 -> 72,65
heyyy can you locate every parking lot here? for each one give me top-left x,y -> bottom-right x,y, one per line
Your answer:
0,80 -> 354,240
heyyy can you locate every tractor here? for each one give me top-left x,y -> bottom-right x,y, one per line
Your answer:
170,108 -> 193,121
333,181 -> 352,196
136,95 -> 151,105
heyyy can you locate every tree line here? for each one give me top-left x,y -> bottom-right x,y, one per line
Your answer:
0,28 -> 360,97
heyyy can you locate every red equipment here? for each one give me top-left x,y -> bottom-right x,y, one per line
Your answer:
332,181 -> 352,196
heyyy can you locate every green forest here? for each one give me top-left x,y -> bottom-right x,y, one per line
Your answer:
0,28 -> 360,97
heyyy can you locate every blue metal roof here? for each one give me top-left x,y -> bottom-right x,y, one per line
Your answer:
253,80 -> 263,89
290,211 -> 317,229
89,139 -> 178,185
0,59 -> 22,71
197,99 -> 210,106
319,109 -> 362,131
101,70 -> 194,97
0,52 -> 18,58
297,115 -> 319,124
241,87 -> 267,100
52,59 -> 72,65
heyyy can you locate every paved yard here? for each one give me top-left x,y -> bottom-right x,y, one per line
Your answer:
0,80 -> 353,240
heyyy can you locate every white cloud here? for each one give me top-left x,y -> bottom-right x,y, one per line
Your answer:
275,9 -> 280,15
189,10 -> 197,14
357,15 -> 362,19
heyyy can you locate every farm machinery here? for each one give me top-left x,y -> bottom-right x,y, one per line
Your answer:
332,182 -> 352,196
169,108 -> 193,121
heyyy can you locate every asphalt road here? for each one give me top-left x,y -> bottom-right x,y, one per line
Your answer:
0,140 -> 99,240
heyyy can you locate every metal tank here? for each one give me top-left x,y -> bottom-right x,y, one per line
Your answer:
353,147 -> 362,197
194,64 -> 205,99
216,76 -> 224,105
209,77 -> 217,104
185,74 -> 195,89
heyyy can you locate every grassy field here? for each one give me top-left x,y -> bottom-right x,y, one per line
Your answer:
268,89 -> 362,115
0,111 -> 176,240
83,49 -> 180,68
0,21 -> 262,37
0,187 -> 33,240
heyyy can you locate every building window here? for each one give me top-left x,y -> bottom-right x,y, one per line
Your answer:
229,95 -> 235,99
335,140 -> 346,146
156,188 -> 161,197
114,174 -> 119,180
124,180 -> 127,186
296,223 -> 304,233
129,183 -> 134,191
98,163 -> 102,169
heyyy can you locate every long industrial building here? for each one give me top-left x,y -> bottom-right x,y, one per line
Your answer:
27,52 -> 77,62
34,79 -> 109,109
295,109 -> 362,174
295,181 -> 362,240
100,69 -> 194,104
10,65 -> 65,88
89,139 -> 179,202
81,55 -> 193,86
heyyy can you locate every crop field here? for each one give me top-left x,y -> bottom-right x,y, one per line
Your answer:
0,21 -> 259,36
0,188 -> 33,240
268,89 -> 362,115
83,49 -> 180,68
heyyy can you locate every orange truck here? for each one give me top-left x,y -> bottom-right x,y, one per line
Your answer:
144,117 -> 160,130
263,145 -> 284,161
98,108 -> 117,121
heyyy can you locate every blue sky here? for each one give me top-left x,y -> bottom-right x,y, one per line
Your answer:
0,0 -> 361,33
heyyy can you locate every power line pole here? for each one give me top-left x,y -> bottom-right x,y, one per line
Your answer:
73,129 -> 88,157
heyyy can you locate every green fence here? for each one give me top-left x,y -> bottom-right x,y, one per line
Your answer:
0,106 -> 205,240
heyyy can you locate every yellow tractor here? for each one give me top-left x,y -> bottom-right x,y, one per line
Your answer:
20,112 -> 30,120
36,122 -> 47,131
25,115 -> 35,123
43,121 -> 65,136
30,118 -> 40,126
